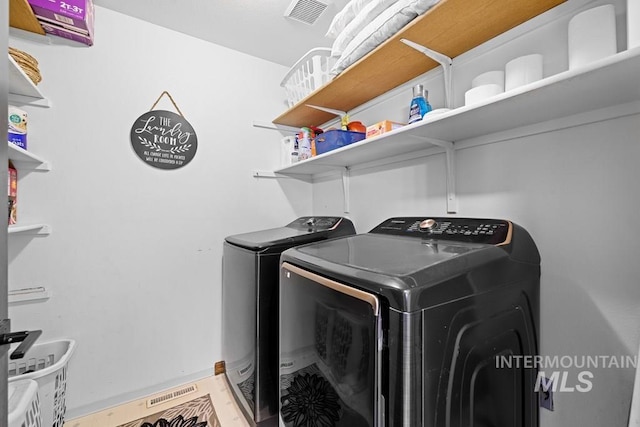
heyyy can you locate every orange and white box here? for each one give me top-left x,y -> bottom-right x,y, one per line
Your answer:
366,120 -> 405,138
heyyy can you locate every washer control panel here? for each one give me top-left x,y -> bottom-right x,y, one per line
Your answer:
371,217 -> 512,245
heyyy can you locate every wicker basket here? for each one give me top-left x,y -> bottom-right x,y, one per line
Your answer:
9,47 -> 42,85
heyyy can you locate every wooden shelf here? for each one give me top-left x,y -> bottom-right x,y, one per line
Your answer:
275,47 -> 640,177
273,0 -> 566,128
9,0 -> 45,35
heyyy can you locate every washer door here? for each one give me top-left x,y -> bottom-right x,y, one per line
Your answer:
280,262 -> 382,427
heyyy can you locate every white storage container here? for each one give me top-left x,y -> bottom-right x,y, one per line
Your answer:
8,339 -> 76,427
280,48 -> 335,108
8,379 -> 41,427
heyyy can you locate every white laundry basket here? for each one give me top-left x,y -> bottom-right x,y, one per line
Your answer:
280,48 -> 335,108
8,339 -> 76,427
8,379 -> 41,427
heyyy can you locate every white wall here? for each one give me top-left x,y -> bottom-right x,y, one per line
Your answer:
6,0 -> 640,426
7,7 -> 311,418
311,0 -> 640,426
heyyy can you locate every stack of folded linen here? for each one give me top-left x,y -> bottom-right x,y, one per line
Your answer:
325,0 -> 441,77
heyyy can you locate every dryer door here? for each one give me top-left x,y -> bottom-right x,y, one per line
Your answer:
280,262 -> 382,427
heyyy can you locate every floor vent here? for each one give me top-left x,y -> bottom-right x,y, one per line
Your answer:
284,0 -> 328,25
146,384 -> 198,409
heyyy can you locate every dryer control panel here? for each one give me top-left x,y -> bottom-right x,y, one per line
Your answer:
286,216 -> 344,231
371,217 -> 512,246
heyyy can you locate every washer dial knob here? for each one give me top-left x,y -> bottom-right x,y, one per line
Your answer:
419,219 -> 437,231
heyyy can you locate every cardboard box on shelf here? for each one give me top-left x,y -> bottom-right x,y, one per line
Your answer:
8,162 -> 17,225
366,120 -> 405,138
8,106 -> 27,150
28,0 -> 94,45
39,20 -> 93,45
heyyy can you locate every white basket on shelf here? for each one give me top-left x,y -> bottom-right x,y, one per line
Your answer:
8,339 -> 76,427
281,48 -> 335,108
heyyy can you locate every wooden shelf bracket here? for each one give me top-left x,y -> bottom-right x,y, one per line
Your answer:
401,39 -> 453,109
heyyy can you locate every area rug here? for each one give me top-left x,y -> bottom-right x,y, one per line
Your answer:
116,394 -> 221,427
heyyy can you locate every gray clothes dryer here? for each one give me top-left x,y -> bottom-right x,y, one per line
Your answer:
279,216 -> 540,427
221,217 -> 356,426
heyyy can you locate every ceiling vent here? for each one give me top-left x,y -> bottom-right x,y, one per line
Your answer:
284,0 -> 328,25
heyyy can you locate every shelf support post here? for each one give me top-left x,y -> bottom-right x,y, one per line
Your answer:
401,39 -> 453,109
430,139 -> 456,213
342,167 -> 350,214
442,144 -> 457,213
411,135 -> 457,213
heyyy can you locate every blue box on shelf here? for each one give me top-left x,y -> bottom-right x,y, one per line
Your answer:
315,130 -> 366,155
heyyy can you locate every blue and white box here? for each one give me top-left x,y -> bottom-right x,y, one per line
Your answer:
8,106 -> 27,150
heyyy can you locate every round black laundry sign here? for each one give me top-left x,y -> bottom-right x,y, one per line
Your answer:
130,110 -> 197,169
